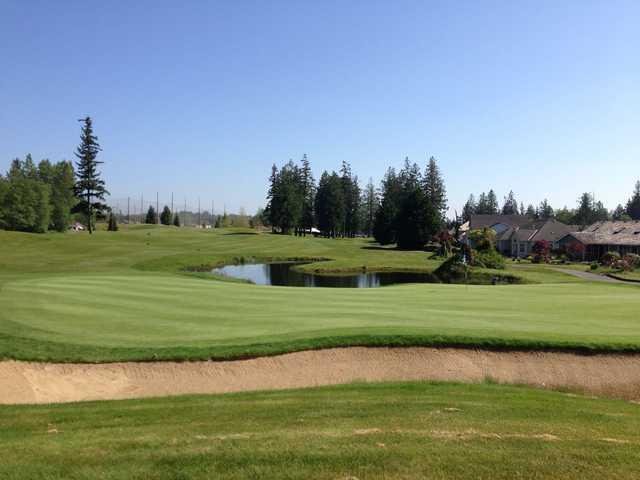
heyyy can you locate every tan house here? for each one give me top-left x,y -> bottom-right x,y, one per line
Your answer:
558,221 -> 640,260
462,215 -> 577,258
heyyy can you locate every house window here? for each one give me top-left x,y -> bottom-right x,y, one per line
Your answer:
519,244 -> 525,253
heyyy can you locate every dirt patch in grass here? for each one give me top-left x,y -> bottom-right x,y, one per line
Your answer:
2,347 -> 640,404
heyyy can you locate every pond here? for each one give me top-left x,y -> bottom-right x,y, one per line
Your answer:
211,262 -> 440,288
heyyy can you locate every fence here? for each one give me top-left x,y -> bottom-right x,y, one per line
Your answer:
107,195 -> 221,227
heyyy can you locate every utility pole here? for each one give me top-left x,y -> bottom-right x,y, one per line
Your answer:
141,194 -> 144,224
184,197 -> 187,226
171,192 -> 174,216
156,192 -> 159,224
198,197 -> 201,226
127,197 -> 130,224
211,200 -> 214,227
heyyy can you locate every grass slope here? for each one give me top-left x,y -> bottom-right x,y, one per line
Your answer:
2,382 -> 639,480
1,226 -> 639,362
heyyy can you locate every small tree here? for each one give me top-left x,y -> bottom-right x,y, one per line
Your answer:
160,206 -> 172,225
532,240 -> 551,263
74,117 -> 108,234
173,213 -> 180,227
601,251 -> 621,267
468,228 -> 496,252
107,211 -> 118,231
145,206 -> 157,224
567,241 -> 585,261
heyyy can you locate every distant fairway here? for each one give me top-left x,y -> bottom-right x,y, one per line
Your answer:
1,226 -> 640,361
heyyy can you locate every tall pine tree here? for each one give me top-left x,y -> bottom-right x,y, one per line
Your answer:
423,156 -> 447,225
74,117 -> 108,234
626,180 -> 640,220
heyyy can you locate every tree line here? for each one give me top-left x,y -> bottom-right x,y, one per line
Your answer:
0,117 -> 109,234
265,155 -> 447,249
461,181 -> 640,227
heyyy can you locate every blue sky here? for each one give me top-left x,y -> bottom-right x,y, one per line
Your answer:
1,0 -> 638,215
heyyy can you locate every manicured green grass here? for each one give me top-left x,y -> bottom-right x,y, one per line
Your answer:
1,382 -> 639,480
3,273 -> 640,361
0,227 -> 640,361
1,226 -> 639,362
608,271 -> 640,282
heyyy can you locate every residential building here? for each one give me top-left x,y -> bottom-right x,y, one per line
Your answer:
558,221 -> 640,261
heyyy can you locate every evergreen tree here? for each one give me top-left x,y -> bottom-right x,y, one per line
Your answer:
486,189 -> 499,214
173,213 -> 180,227
160,205 -> 172,225
300,154 -> 315,235
519,202 -> 525,216
315,171 -> 344,238
107,210 -> 118,231
373,169 -> 400,244
573,193 -> 608,226
340,161 -> 360,237
612,204 -> 631,221
0,174 -> 7,229
265,164 -> 279,233
461,194 -> 476,222
360,177 -> 378,237
554,206 -> 574,225
476,192 -> 489,214
525,204 -> 536,218
73,117 -> 108,234
501,190 -> 518,215
278,161 -> 304,234
423,156 -> 447,224
626,180 -> 640,220
145,205 -> 157,224
537,199 -> 554,219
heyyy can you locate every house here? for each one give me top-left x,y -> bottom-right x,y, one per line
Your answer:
460,214 -> 530,253
507,219 -> 578,258
558,221 -> 640,261
463,215 -> 577,258
69,222 -> 85,232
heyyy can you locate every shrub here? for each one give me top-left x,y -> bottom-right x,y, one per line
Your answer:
567,242 -> 585,260
474,249 -> 506,269
590,262 -> 598,270
107,211 -> 118,231
613,258 -> 632,272
623,254 -> 640,270
600,251 -> 621,267
468,228 -> 496,252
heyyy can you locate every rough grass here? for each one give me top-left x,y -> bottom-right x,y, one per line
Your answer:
1,382 -> 639,480
1,226 -> 639,362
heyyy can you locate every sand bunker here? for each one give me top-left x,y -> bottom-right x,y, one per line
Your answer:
2,347 -> 640,405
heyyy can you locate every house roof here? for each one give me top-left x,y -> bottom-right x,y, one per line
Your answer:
530,219 -> 580,243
469,214 -> 532,230
563,221 -> 640,246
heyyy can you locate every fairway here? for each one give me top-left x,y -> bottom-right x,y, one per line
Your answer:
1,226 -> 640,362
2,382 -> 639,480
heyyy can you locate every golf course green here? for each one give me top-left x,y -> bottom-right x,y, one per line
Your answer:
1,225 -> 639,362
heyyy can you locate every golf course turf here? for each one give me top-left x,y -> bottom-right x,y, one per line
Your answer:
1,226 -> 640,362
1,226 -> 640,479
2,382 -> 639,480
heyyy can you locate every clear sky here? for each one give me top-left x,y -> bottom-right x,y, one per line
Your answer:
1,0 -> 638,216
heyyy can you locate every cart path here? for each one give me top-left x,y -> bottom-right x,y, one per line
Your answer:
552,268 -> 625,283
2,347 -> 640,405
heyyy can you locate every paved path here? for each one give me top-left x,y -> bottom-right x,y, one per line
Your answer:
553,268 -> 624,283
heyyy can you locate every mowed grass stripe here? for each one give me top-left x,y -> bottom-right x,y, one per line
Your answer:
2,272 -> 640,358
